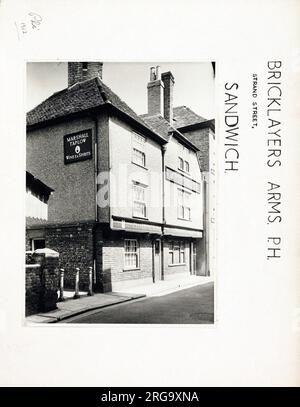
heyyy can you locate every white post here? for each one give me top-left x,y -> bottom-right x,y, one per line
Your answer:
87,266 -> 94,296
58,268 -> 65,302
73,268 -> 80,299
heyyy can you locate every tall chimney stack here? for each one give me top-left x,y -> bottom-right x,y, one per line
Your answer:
68,62 -> 103,87
161,71 -> 175,124
147,66 -> 164,116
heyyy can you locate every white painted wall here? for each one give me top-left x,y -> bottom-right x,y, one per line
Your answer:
109,117 -> 163,223
26,189 -> 48,220
164,136 -> 203,230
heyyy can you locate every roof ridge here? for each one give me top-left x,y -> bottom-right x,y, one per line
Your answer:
27,88 -> 66,114
95,77 -> 109,103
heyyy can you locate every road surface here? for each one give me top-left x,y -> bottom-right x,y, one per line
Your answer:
62,282 -> 214,324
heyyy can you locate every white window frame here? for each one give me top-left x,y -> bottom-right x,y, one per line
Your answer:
124,239 -> 140,270
169,241 -> 186,265
177,188 -> 191,221
31,238 -> 46,251
132,147 -> 146,167
178,156 -> 190,174
132,182 -> 147,219
184,160 -> 190,173
132,133 -> 147,168
178,156 -> 184,171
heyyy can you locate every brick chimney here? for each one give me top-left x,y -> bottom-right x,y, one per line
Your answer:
68,62 -> 103,87
147,66 -> 164,116
161,71 -> 175,124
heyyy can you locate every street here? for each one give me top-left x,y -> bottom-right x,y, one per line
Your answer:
62,282 -> 214,324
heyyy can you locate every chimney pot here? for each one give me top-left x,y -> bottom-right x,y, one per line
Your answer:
150,66 -> 156,81
147,66 -> 164,116
155,66 -> 161,80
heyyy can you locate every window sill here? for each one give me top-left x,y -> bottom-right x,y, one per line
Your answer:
168,263 -> 186,267
123,268 -> 141,272
132,161 -> 148,170
132,215 -> 148,220
177,217 -> 191,222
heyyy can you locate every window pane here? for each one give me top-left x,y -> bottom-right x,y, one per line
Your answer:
133,148 -> 145,166
134,185 -> 145,201
124,240 -> 139,269
186,207 -> 191,220
180,242 -> 185,263
133,201 -> 146,217
179,157 -> 184,170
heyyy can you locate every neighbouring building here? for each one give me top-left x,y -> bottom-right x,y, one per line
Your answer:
26,62 -> 214,292
173,106 -> 216,276
26,171 -> 54,251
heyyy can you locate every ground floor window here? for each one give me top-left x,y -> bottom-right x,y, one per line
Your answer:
31,238 -> 45,251
169,241 -> 186,265
124,239 -> 140,270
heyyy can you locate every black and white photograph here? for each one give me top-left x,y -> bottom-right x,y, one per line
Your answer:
25,62 -> 216,324
0,0 -> 299,390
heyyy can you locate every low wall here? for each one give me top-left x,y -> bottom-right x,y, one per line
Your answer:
25,249 -> 59,316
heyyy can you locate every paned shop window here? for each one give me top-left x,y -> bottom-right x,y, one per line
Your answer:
169,241 -> 186,265
124,239 -> 140,270
132,182 -> 147,218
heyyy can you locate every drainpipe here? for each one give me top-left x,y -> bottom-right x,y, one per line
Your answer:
92,115 -> 99,290
161,144 -> 167,280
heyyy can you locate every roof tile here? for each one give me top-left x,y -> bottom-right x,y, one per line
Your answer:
173,105 -> 206,128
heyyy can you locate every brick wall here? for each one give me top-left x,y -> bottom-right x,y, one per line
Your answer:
147,80 -> 164,116
27,117 -> 96,224
25,250 -> 59,316
97,113 -> 110,223
45,222 -> 94,291
182,127 -> 210,172
26,234 -> 31,251
96,232 -> 192,292
68,62 -> 103,86
96,231 -> 153,292
26,264 -> 42,316
161,72 -> 174,123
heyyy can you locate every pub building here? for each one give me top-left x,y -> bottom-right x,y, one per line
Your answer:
26,62 -> 215,292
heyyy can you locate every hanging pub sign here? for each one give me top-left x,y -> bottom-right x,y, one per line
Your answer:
64,129 -> 92,164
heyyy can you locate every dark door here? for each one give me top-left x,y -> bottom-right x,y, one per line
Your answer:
153,239 -> 161,282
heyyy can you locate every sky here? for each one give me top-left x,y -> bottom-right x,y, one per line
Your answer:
27,62 -> 215,119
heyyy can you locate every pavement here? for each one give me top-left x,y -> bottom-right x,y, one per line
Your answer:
26,275 -> 213,324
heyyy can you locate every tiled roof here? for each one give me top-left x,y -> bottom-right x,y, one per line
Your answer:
27,78 -> 157,136
141,114 -> 199,151
26,171 -> 54,195
140,114 -> 172,142
173,106 -> 206,129
26,217 -> 49,227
